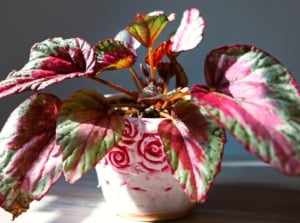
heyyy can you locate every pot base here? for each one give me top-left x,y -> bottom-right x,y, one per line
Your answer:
117,206 -> 194,222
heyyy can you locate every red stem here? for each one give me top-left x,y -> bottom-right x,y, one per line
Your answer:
88,76 -> 138,98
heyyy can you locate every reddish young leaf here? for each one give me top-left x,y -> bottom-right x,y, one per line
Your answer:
144,8 -> 205,65
126,11 -> 171,48
192,44 -> 300,175
94,39 -> 137,71
144,40 -> 172,66
170,8 -> 205,53
156,56 -> 189,88
56,89 -> 124,183
0,93 -> 63,219
0,37 -> 97,99
158,105 -> 225,202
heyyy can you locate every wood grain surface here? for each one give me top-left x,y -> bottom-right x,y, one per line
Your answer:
1,159 -> 300,223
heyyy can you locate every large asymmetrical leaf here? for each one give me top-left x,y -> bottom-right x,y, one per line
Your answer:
56,89 -> 124,183
192,44 -> 300,175
94,39 -> 137,71
0,93 -> 63,219
158,100 -> 225,202
126,11 -> 172,48
0,37 -> 97,98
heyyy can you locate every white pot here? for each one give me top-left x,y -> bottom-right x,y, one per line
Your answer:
95,117 -> 193,221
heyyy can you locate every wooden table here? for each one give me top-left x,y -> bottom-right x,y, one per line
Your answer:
1,159 -> 300,223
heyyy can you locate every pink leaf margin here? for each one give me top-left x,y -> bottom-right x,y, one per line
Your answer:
171,8 -> 205,52
0,37 -> 97,99
192,44 -> 300,175
0,93 -> 63,218
158,116 -> 225,203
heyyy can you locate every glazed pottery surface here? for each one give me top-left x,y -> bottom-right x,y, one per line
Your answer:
95,117 -> 193,221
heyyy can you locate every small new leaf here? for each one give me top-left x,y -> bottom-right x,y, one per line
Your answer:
94,39 -> 137,71
126,11 -> 170,48
144,40 -> 172,66
171,8 -> 205,53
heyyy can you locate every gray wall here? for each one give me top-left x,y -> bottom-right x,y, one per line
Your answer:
0,0 -> 299,160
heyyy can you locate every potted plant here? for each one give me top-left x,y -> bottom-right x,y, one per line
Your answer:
0,7 -> 299,221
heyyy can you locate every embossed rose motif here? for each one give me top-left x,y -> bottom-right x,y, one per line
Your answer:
106,145 -> 130,169
138,133 -> 168,171
121,118 -> 144,144
104,118 -> 170,173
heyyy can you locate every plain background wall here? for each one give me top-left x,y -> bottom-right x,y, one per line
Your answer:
0,0 -> 299,160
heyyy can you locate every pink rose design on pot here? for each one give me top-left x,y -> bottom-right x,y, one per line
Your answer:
121,118 -> 144,144
106,145 -> 130,169
137,133 -> 169,172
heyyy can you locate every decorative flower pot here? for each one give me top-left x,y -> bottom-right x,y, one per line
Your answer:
95,117 -> 194,221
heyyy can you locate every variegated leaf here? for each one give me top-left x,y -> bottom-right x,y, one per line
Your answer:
94,39 -> 137,71
158,101 -> 225,202
171,8 -> 205,53
0,37 -> 97,99
192,44 -> 300,175
126,11 -> 171,48
0,93 -> 63,219
56,89 -> 124,183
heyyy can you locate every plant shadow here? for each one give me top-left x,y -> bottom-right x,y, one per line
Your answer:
32,170 -> 103,223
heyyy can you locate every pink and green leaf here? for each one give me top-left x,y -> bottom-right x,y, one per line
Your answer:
170,8 -> 205,53
126,11 -> 171,48
94,39 -> 137,71
56,89 -> 124,183
0,93 -> 63,219
158,101 -> 225,202
192,44 -> 300,175
144,8 -> 205,66
0,37 -> 97,99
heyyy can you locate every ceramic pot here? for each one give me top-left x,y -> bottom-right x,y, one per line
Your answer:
95,117 -> 193,221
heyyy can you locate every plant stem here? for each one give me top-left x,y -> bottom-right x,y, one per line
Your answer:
129,67 -> 143,92
162,75 -> 170,95
159,111 -> 176,122
88,76 -> 138,98
148,47 -> 156,84
161,90 -> 190,109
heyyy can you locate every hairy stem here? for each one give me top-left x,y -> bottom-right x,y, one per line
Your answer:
129,67 -> 143,92
148,47 -> 156,84
88,76 -> 138,98
159,111 -> 175,121
162,74 -> 171,95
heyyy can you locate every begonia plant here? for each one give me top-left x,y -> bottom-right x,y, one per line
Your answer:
0,8 -> 299,220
